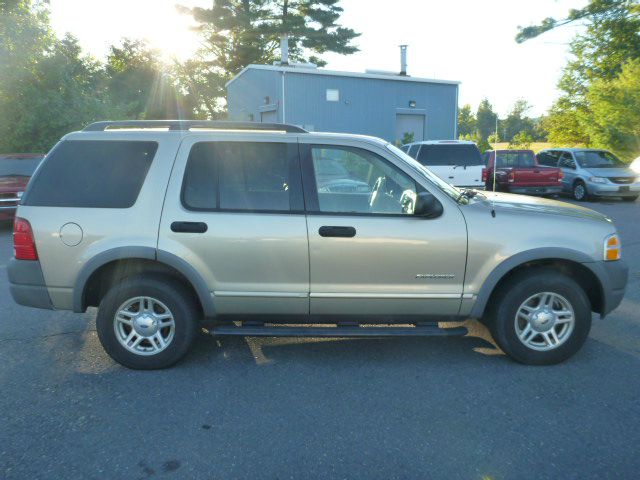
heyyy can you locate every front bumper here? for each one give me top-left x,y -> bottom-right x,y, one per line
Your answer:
7,258 -> 54,310
588,183 -> 640,197
509,185 -> 563,195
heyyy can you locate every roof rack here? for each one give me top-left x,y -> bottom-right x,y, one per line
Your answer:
83,120 -> 307,133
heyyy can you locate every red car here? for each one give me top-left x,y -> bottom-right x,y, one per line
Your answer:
0,154 -> 44,222
482,149 -> 563,195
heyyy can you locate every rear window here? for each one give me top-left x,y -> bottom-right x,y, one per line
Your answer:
23,140 -> 157,208
417,144 -> 482,167
495,151 -> 535,168
0,157 -> 43,177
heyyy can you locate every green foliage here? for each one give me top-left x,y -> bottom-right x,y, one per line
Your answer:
509,131 -> 533,150
488,133 -> 500,143
502,99 -> 536,142
401,132 -> 414,145
476,99 -> 497,140
457,104 -> 476,137
584,58 -> 640,160
476,137 -> 492,154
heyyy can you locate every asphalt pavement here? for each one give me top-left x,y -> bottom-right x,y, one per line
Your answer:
1,197 -> 639,480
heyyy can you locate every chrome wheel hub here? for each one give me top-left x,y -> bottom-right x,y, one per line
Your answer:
114,296 -> 175,356
514,292 -> 575,351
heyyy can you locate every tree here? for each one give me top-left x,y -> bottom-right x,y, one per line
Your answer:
105,39 -> 195,119
502,99 -> 535,142
457,104 -> 476,137
584,58 -> 640,160
509,131 -> 533,150
476,99 -> 497,140
177,0 -> 360,117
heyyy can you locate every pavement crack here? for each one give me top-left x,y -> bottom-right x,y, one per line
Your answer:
0,328 -> 95,343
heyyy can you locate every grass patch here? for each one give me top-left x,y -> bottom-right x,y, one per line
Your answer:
490,142 -> 552,153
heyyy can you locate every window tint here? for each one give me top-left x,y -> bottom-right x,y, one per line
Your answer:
408,144 -> 420,158
559,152 -> 576,169
417,144 -> 482,166
23,141 -> 156,208
311,146 -> 417,215
495,151 -> 536,168
400,145 -> 410,153
537,151 -> 559,167
182,142 -> 301,212
0,156 -> 43,177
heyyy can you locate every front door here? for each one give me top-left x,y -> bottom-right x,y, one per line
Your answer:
159,133 -> 309,316
300,139 -> 468,318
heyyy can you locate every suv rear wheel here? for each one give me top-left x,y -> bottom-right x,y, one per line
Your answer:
96,275 -> 199,369
487,269 -> 591,365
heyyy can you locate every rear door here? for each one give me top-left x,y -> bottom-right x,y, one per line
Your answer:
558,151 -> 577,191
158,133 -> 309,316
299,138 -> 468,318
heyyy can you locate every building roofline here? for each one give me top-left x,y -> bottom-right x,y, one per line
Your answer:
225,64 -> 461,88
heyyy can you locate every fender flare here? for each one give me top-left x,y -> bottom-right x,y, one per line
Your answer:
469,247 -> 603,318
73,247 -> 216,317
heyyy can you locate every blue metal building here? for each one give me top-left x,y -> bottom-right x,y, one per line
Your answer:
226,64 -> 460,143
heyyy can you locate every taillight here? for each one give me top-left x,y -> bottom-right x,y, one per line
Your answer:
558,170 -> 564,179
13,217 -> 38,260
481,168 -> 487,182
508,172 -> 515,183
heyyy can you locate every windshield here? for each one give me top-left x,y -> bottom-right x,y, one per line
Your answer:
574,150 -> 625,168
386,144 -> 463,202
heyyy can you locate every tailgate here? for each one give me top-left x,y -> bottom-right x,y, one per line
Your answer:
513,167 -> 561,186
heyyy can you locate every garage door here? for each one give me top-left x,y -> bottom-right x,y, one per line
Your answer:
396,114 -> 425,144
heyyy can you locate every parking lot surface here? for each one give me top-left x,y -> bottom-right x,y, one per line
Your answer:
1,198 -> 639,479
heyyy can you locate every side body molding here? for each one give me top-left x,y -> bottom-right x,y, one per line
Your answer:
73,247 -> 216,317
469,247 -> 604,319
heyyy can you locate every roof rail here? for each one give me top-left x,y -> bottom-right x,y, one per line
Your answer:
83,120 -> 307,133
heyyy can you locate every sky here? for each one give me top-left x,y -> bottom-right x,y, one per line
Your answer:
49,0 -> 588,117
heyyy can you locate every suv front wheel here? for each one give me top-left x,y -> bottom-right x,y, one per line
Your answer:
96,275 -> 199,369
487,269 -> 592,365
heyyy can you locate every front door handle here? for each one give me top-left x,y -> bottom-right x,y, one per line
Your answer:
319,226 -> 356,238
171,221 -> 208,233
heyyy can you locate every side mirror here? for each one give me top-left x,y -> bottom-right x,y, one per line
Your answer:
414,192 -> 443,219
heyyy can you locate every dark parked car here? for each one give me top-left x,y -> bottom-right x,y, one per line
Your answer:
0,154 -> 44,222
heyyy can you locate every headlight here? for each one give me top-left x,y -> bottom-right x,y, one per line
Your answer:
589,177 -> 608,184
604,233 -> 621,261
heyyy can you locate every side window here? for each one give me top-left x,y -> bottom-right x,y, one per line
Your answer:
182,141 -> 302,212
400,144 -> 410,153
559,152 -> 576,169
408,144 -> 420,158
538,151 -> 558,167
23,140 -> 157,208
310,146 -> 418,215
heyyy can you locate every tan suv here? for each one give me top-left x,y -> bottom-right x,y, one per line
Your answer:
8,121 -> 628,369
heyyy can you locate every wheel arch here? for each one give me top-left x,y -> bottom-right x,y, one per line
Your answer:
73,247 -> 215,317
470,248 -> 605,319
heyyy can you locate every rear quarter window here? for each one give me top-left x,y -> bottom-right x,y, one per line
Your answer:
22,140 -> 157,208
417,144 -> 482,167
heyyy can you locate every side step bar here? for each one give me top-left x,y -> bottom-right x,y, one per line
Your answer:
209,325 -> 467,337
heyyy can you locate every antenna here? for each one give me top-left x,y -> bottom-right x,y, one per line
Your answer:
491,150 -> 497,217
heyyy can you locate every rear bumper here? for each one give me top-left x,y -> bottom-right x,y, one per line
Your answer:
509,185 -> 563,195
7,258 -> 54,310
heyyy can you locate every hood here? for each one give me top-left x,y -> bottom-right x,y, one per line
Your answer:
0,175 -> 29,193
583,167 -> 636,178
475,191 -> 610,223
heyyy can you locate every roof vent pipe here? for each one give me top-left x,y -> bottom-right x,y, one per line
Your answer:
399,44 -> 408,76
280,34 -> 289,65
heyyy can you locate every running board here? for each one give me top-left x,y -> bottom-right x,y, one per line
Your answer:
209,324 -> 467,337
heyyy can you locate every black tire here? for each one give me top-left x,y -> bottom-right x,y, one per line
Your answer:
96,274 -> 199,370
622,196 -> 638,202
572,181 -> 589,201
486,268 -> 592,365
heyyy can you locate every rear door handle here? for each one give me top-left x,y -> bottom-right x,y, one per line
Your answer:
171,221 -> 208,233
319,226 -> 356,238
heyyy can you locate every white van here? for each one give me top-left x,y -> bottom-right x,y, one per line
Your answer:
401,140 -> 484,189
